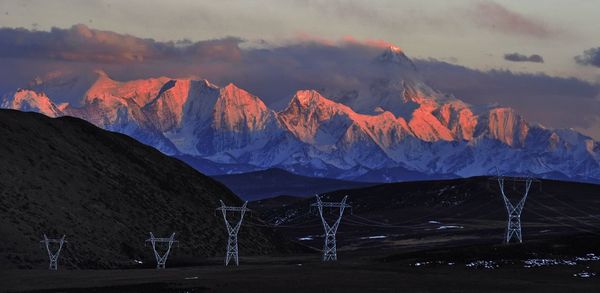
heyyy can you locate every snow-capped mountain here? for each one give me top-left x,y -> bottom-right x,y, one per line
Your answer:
1,89 -> 64,117
1,47 -> 599,182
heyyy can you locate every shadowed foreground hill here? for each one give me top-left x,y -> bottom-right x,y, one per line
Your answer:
0,109 -> 288,269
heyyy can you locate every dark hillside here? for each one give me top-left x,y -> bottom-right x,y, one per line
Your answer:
0,109 -> 287,269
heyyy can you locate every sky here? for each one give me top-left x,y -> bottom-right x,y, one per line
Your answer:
1,0 -> 599,80
0,0 -> 599,138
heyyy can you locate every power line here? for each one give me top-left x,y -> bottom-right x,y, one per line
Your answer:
527,200 -> 600,234
524,205 -> 600,236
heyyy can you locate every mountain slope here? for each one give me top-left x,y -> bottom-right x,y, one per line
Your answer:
252,176 -> 600,238
213,168 -> 376,200
0,109 -> 288,269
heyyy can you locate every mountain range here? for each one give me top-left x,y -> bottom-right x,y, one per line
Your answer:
1,46 -> 599,182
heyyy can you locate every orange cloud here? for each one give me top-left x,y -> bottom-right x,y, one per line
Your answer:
290,33 -> 397,50
340,36 -> 397,50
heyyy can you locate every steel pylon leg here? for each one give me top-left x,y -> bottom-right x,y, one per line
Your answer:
226,234 -> 239,266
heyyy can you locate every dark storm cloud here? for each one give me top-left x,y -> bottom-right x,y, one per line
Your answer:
575,47 -> 600,68
504,53 -> 544,63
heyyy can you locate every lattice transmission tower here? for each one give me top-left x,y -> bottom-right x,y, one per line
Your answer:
496,175 -> 537,244
145,232 -> 177,269
217,200 -> 250,266
311,194 -> 351,261
40,234 -> 66,270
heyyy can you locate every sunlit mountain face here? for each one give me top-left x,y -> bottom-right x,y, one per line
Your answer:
2,46 -> 598,183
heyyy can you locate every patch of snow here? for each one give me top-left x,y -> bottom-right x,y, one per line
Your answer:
437,225 -> 464,230
466,260 -> 498,269
575,253 -> 600,262
523,259 -> 576,268
359,235 -> 387,240
573,271 -> 596,278
411,260 -> 447,267
524,254 -> 600,268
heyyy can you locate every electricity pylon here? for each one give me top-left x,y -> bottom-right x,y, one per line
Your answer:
497,176 -> 533,244
145,232 -> 177,269
40,234 -> 66,270
217,200 -> 250,266
311,194 -> 351,261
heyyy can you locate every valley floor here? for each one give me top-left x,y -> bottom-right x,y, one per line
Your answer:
3,176 -> 600,292
3,237 -> 600,293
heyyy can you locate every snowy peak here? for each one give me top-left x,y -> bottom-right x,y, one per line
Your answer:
377,46 -> 417,71
1,89 -> 62,117
279,90 -> 356,144
408,107 -> 455,142
84,71 -> 169,107
434,102 -> 477,141
208,83 -> 283,156
294,89 -> 329,105
486,107 -> 529,147
143,79 -> 192,131
213,83 -> 273,132
289,90 -> 355,114
351,111 -> 413,152
83,71 -> 122,105
181,79 -> 220,121
279,90 -> 413,155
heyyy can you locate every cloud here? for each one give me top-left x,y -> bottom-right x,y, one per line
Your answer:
504,53 -> 544,63
290,0 -> 459,34
0,24 -> 243,63
415,58 -> 600,135
0,25 -> 398,105
575,47 -> 600,67
469,1 -> 558,38
0,25 -> 598,139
